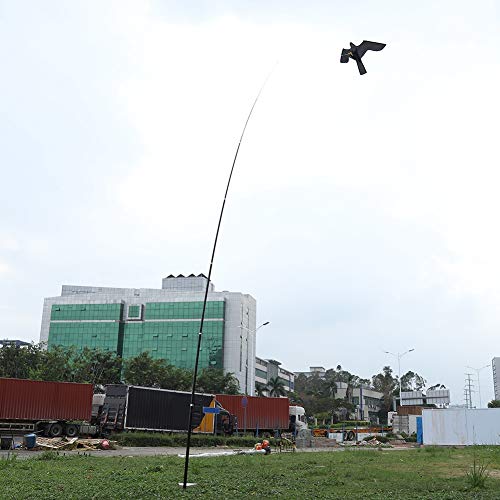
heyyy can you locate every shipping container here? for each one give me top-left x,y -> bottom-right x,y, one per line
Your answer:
422,408 -> 500,445
0,378 -> 93,422
216,394 -> 290,431
425,389 -> 450,405
400,391 -> 424,406
101,385 -> 231,434
396,405 -> 423,416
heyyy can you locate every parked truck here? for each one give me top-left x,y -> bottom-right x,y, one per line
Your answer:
0,377 -> 98,437
100,384 -> 236,435
216,394 -> 307,434
0,378 -> 236,437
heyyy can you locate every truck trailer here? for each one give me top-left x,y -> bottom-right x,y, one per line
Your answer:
0,378 -> 236,437
100,385 -> 236,435
216,394 -> 307,433
0,377 -> 97,437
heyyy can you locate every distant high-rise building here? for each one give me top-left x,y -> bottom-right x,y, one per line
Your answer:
493,358 -> 500,401
40,274 -> 256,394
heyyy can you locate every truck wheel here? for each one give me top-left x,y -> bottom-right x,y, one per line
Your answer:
346,431 -> 355,441
49,423 -> 64,437
65,424 -> 78,438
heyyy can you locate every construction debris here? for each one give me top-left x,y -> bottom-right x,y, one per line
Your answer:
359,438 -> 381,446
34,437 -> 115,451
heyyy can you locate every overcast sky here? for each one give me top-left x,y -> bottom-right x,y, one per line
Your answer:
1,1 -> 499,405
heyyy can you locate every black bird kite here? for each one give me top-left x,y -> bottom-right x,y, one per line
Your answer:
340,41 -> 386,75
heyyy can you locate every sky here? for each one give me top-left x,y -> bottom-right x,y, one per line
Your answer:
1,0 -> 499,406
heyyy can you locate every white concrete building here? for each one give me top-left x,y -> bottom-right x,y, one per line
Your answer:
255,357 -> 295,395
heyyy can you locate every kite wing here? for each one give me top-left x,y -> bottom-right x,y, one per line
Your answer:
357,41 -> 386,58
340,48 -> 350,63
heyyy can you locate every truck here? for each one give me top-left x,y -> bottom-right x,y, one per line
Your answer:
216,394 -> 307,434
0,377 -> 98,437
0,378 -> 236,437
100,384 -> 236,435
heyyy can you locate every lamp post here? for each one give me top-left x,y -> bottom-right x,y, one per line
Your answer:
240,321 -> 270,394
466,364 -> 490,408
384,348 -> 415,408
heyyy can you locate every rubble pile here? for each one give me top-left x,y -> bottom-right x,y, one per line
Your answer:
34,437 -> 114,451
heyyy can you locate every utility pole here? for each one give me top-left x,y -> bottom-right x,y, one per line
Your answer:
464,373 -> 475,409
466,364 -> 491,408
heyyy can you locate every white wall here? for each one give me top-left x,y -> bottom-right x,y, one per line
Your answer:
422,408 -> 500,445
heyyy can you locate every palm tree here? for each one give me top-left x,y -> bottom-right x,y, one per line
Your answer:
267,376 -> 286,397
255,382 -> 268,397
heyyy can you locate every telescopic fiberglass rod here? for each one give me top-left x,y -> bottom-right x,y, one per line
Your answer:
182,68 -> 275,489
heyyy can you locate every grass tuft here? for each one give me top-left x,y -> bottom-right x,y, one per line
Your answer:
466,455 -> 489,489
35,451 -> 61,461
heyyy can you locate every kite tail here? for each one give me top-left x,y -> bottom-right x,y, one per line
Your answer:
356,59 -> 367,75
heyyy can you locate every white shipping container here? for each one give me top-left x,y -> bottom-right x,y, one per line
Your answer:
422,408 -> 500,446
400,391 -> 424,406
426,389 -> 450,406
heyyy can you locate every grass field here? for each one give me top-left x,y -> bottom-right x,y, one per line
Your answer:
1,447 -> 500,499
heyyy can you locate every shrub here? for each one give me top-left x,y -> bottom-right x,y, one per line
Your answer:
111,432 -> 276,448
405,433 -> 417,443
331,421 -> 370,429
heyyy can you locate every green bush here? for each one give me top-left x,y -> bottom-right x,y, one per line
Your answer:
331,421 -> 370,429
405,433 -> 417,443
111,432 -> 276,448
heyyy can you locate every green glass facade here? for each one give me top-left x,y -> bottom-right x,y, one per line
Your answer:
48,322 -> 122,352
48,303 -> 124,353
50,303 -> 122,321
47,301 -> 225,371
121,320 -> 224,369
145,301 -> 224,320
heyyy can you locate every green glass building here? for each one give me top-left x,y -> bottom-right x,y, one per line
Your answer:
40,274 -> 256,393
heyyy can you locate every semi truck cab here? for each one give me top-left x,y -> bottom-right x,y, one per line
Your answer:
289,405 -> 307,432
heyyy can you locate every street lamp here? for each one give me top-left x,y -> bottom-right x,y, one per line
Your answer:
466,364 -> 490,408
239,321 -> 270,394
384,348 -> 415,409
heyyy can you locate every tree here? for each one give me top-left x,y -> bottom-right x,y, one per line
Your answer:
400,371 -> 426,392
255,382 -> 268,397
0,343 -> 43,379
372,366 -> 397,413
159,364 -> 192,391
487,400 -> 500,408
123,352 -> 170,387
71,348 -> 123,385
197,368 -> 239,394
267,376 -> 286,397
31,346 -> 74,382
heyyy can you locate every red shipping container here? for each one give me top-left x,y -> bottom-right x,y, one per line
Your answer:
216,394 -> 289,431
0,378 -> 93,421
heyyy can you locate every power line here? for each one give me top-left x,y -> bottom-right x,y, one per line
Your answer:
464,373 -> 475,409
